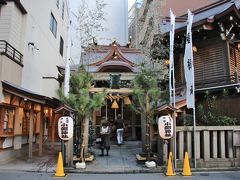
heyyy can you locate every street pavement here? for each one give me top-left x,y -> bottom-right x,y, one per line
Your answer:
0,141 -> 240,175
0,141 -> 159,173
0,171 -> 240,180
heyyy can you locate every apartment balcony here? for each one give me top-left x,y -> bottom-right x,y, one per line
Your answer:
0,40 -> 23,85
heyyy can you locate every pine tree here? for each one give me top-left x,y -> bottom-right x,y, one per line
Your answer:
132,63 -> 161,161
59,66 -> 105,162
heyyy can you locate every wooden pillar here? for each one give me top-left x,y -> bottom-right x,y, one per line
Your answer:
163,140 -> 168,164
28,102 -> 34,162
66,137 -> 73,167
93,111 -> 97,134
51,113 -> 56,150
131,111 -> 136,140
105,99 -> 107,121
121,98 -> 123,118
141,112 -> 146,150
38,105 -> 44,156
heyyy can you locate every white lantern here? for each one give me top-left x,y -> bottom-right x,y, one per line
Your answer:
58,116 -> 73,140
158,115 -> 173,139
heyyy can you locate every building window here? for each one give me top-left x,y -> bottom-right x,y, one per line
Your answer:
56,0 -> 59,8
62,2 -> 65,20
50,13 -> 57,37
59,36 -> 64,56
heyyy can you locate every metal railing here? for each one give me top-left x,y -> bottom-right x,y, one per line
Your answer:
0,40 -> 23,66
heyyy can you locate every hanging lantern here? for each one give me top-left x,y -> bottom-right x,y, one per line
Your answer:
111,100 -> 119,109
124,97 -> 131,105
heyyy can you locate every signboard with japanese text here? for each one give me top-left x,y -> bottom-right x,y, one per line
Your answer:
58,116 -> 73,140
158,115 -> 173,139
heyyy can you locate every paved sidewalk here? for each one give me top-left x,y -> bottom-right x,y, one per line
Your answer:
0,141 -> 162,173
1,142 -> 240,174
69,142 -> 161,173
0,147 -> 58,173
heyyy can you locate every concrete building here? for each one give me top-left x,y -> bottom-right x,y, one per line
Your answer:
129,0 -> 220,52
85,0 -> 128,45
0,0 -> 68,162
0,0 -> 68,98
128,1 -> 142,48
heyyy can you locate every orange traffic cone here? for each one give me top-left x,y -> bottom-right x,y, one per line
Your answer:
166,152 -> 176,176
182,152 -> 192,176
55,152 -> 66,177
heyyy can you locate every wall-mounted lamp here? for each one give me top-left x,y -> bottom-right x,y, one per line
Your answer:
192,45 -> 198,53
218,22 -> 225,32
235,85 -> 240,93
220,33 -> 226,40
237,43 -> 240,50
230,33 -> 235,41
164,59 -> 170,65
28,42 -> 39,50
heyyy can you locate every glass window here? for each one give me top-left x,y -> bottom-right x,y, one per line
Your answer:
50,13 -> 57,37
62,2 -> 65,20
59,36 -> 64,56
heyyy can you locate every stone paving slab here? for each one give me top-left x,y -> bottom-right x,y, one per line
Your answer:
0,141 -> 161,173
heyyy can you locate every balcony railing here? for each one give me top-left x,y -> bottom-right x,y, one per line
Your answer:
0,40 -> 23,66
195,75 -> 237,90
176,74 -> 239,93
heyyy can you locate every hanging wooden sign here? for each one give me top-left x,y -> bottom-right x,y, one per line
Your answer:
158,115 -> 173,139
58,116 -> 73,140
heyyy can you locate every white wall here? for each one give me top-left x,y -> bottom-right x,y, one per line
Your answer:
19,0 -> 68,98
103,0 -> 128,45
0,3 -> 12,43
82,0 -> 128,45
0,2 -> 24,50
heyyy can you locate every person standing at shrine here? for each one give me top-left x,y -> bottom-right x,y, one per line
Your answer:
115,114 -> 125,145
100,121 -> 111,156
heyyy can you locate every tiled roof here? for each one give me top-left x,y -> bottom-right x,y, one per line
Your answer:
161,0 -> 240,34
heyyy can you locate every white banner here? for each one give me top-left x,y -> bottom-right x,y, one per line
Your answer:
183,10 -> 195,109
169,9 -> 175,105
